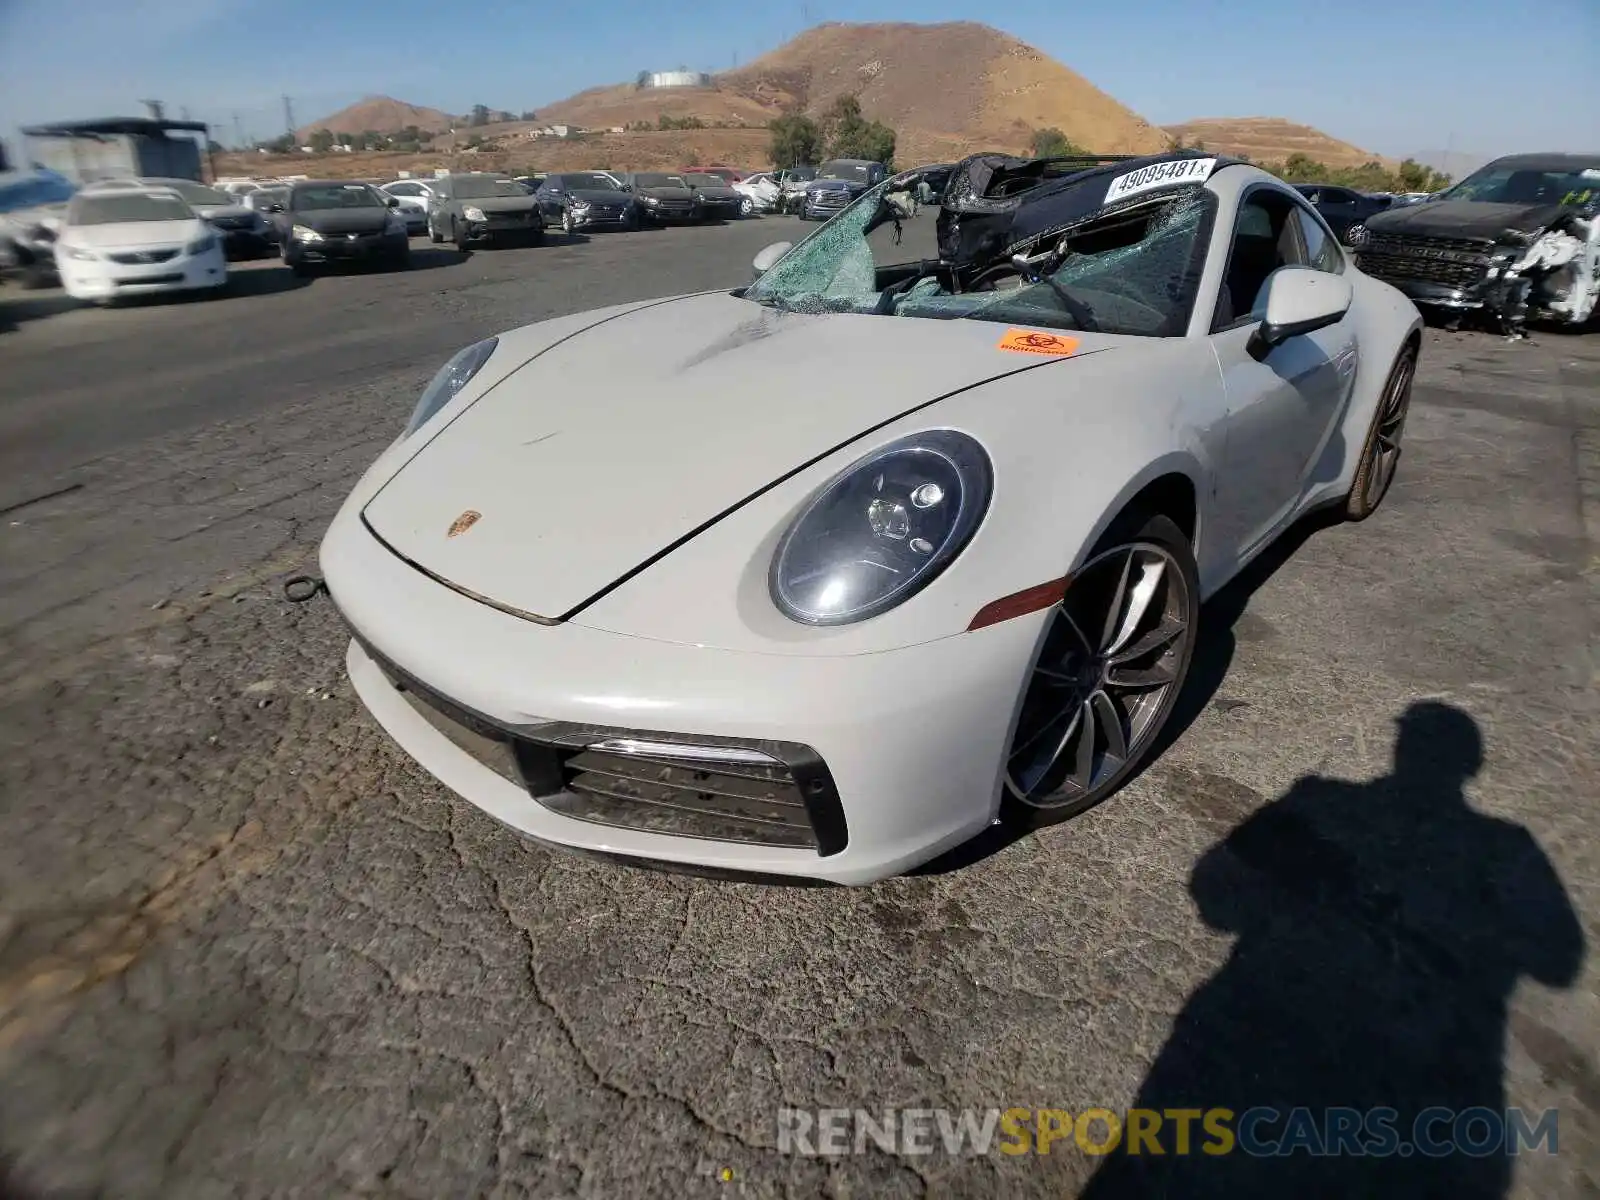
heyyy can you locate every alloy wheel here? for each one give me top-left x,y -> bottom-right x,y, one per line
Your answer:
1361,351 -> 1415,511
1005,541 -> 1193,806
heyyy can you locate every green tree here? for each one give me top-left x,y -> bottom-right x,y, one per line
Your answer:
1030,127 -> 1088,158
819,95 -> 895,165
469,104 -> 491,127
768,114 -> 822,167
308,128 -> 334,153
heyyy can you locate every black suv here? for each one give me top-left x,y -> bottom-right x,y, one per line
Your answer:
426,173 -> 546,249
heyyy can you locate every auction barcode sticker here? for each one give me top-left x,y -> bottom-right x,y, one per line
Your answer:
1104,158 -> 1218,204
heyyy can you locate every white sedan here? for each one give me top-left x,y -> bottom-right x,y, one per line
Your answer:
53,186 -> 227,302
378,180 -> 433,235
320,152 -> 1421,884
733,171 -> 782,215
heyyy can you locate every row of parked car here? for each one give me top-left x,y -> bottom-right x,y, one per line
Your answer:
0,158 -> 901,303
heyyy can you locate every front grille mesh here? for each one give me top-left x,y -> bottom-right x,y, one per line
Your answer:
554,749 -> 816,847
108,249 -> 177,265
1357,233 -> 1492,289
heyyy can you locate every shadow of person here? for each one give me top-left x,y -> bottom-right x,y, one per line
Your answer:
1080,701 -> 1583,1199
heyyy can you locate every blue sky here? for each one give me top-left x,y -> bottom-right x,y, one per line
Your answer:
2,0 -> 1595,165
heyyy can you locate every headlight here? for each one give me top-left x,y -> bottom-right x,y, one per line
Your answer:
770,430 -> 992,625
292,224 -> 323,242
462,206 -> 487,222
186,233 -> 217,255
570,200 -> 590,213
60,244 -> 98,262
404,338 -> 499,437
1343,223 -> 1369,249
641,195 -> 660,206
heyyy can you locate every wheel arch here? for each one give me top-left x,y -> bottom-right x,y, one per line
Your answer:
1073,457 -> 1205,573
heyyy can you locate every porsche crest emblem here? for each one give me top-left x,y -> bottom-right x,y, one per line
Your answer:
447,510 -> 482,538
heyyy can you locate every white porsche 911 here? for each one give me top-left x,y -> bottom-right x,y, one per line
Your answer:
320,150 -> 1421,885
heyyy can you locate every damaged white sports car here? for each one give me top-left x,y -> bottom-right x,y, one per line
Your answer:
320,151 -> 1422,884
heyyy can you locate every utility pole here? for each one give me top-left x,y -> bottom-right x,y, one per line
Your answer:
180,106 -> 192,121
139,99 -> 165,121
232,112 -> 244,148
282,95 -> 296,140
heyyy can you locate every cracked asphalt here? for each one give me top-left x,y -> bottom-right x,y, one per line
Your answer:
1,217 -> 1597,1199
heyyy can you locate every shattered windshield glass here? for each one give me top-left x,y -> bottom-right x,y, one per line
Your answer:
744,173 -> 1213,337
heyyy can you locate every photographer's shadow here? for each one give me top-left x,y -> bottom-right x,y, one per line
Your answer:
1082,701 -> 1583,1199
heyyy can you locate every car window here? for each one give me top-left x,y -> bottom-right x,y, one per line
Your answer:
294,184 -> 385,210
387,183 -> 420,196
1213,189 -> 1308,330
1293,205 -> 1343,274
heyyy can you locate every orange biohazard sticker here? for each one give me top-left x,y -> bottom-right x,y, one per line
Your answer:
998,329 -> 1080,356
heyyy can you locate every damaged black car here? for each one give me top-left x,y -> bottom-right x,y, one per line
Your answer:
1349,152 -> 1600,334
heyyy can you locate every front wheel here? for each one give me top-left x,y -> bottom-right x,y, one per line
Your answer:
453,218 -> 471,252
739,197 -> 754,217
561,209 -> 575,236
428,215 -> 444,244
1344,344 -> 1416,520
999,511 -> 1200,829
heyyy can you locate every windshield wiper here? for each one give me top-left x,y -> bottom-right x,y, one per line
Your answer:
1008,251 -> 1097,331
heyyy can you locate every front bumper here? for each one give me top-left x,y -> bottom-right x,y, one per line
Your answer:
321,506 -> 1043,884
568,207 -> 635,228
637,203 -> 700,223
463,213 -> 544,241
296,230 -> 409,262
803,196 -> 852,220
59,247 -> 226,299
1369,277 -> 1486,311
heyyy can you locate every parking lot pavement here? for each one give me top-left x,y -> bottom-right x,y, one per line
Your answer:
1,218 -> 1597,1198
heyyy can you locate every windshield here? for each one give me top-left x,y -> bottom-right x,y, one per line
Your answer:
451,176 -> 524,199
686,174 -> 725,187
634,174 -> 688,189
561,174 -> 618,191
69,192 -> 193,225
784,169 -> 817,183
294,184 -> 384,210
819,161 -> 872,182
1439,161 -> 1600,206
0,170 -> 77,213
161,181 -> 230,206
745,172 -> 1214,338
249,189 -> 287,209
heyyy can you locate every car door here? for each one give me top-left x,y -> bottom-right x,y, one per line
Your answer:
1208,185 -> 1359,557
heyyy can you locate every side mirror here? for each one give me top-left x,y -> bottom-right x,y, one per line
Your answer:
386,196 -> 400,207
751,241 -> 792,279
1247,267 -> 1353,360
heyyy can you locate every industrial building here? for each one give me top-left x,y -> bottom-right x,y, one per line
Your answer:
17,117 -> 212,185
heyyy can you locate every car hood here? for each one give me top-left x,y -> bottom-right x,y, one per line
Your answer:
694,186 -> 740,201
295,207 -> 393,234
1364,198 -> 1569,241
362,291 -> 1113,621
62,219 -> 205,249
810,179 -> 868,194
637,186 -> 694,201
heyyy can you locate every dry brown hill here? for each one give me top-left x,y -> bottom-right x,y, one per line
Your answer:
717,21 -> 1167,163
296,95 -> 455,141
1162,117 -> 1393,169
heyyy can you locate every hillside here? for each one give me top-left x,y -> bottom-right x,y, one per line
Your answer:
295,95 -> 455,141
716,21 -> 1166,162
1161,117 -> 1391,169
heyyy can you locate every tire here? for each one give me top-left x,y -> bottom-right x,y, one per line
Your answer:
1344,342 -> 1417,520
561,209 -> 575,236
528,225 -> 546,246
998,510 -> 1200,830
389,245 -> 411,271
739,197 -> 753,217
428,215 -> 444,244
